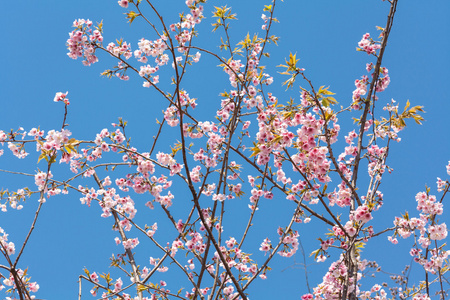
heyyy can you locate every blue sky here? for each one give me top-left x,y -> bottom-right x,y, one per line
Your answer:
1,0 -> 450,299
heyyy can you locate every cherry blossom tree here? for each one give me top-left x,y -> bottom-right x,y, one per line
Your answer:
1,0 -> 449,299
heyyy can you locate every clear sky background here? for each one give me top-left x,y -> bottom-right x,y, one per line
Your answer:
1,0 -> 450,299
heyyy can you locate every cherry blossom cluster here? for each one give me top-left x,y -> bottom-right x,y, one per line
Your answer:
259,237 -> 271,253
184,286 -> 210,299
66,18 -> 101,66
0,131 -> 6,145
357,33 -> 381,55
61,127 -> 123,174
53,91 -> 70,105
0,229 -> 39,297
39,129 -> 72,152
113,1 -> 205,85
6,142 -> 28,159
212,244 -> 260,282
135,37 -> 169,86
184,231 -> 206,254
352,205 -> 373,224
67,15 -> 167,85
248,188 -> 272,210
307,260 -> 391,300
34,171 -> 53,191
391,181 -> 448,277
220,42 -> 267,96
118,0 -> 129,8
174,30 -> 192,50
308,255 -> 356,299
1,268 -> 40,295
277,228 -> 299,257
375,67 -> 390,93
0,189 -> 27,212
223,59 -> 245,89
137,257 -> 169,280
358,283 -> 390,300
255,106 -> 332,188
27,128 -> 45,140
352,75 -> 369,107
121,237 -> 140,250
328,182 -> 352,207
352,31 -> 390,109
106,41 -> 133,60
198,208 -> 223,234
261,14 -> 272,30
115,170 -> 175,208
180,0 -> 205,29
0,227 -> 15,256
164,91 -> 198,126
135,37 -> 168,63
0,127 -> 29,159
365,145 -> 388,181
2,1 -> 444,299
436,162 -> 450,191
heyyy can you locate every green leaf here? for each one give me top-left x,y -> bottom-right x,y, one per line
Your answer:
37,152 -> 47,163
125,11 -> 140,24
404,99 -> 411,111
287,52 -> 299,70
96,20 -> 103,32
83,268 -> 90,277
309,248 -> 322,259
249,144 -> 260,158
263,5 -> 272,12
137,285 -> 149,292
